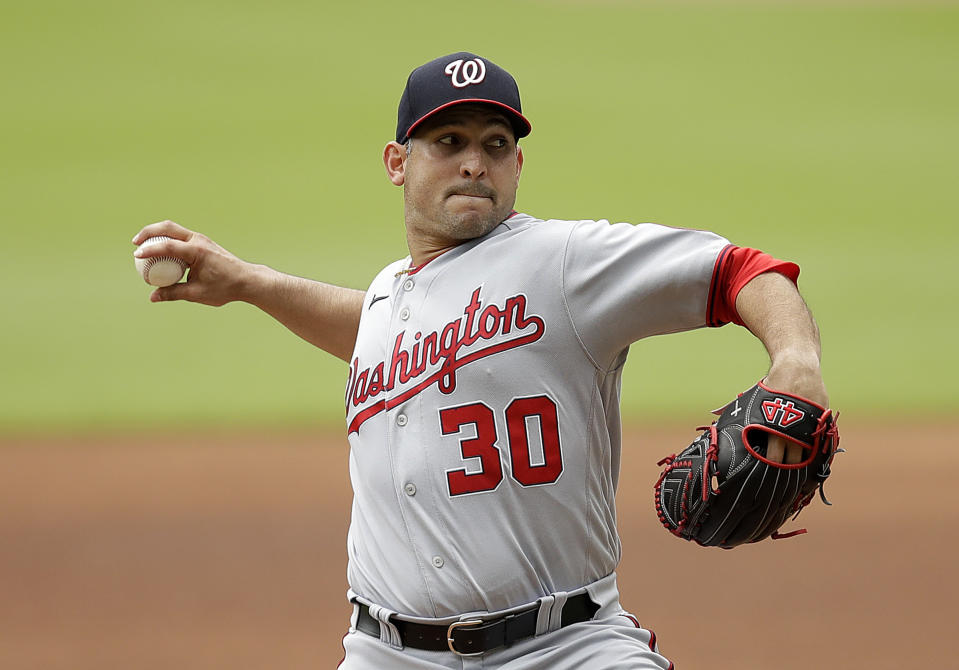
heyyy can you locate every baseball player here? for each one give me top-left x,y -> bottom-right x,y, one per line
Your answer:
133,52 -> 829,668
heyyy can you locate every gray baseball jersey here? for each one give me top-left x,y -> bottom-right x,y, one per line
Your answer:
344,212 -> 728,618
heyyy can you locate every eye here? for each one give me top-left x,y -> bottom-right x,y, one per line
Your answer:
488,137 -> 508,149
438,135 -> 459,146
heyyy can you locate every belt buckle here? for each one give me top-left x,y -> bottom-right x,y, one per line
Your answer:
447,619 -> 485,656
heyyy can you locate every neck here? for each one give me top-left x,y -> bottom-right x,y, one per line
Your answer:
404,211 -> 516,266
407,235 -> 460,267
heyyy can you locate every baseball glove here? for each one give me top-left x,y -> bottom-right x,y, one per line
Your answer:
654,381 -> 841,549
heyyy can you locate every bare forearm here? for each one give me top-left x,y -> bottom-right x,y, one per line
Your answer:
735,272 -> 828,406
134,221 -> 365,363
243,265 -> 364,362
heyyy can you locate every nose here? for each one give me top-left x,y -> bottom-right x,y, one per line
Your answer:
459,144 -> 487,180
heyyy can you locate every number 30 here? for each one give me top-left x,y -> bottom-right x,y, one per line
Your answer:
439,395 -> 564,497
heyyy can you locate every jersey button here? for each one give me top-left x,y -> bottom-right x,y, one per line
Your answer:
403,278 -> 415,292
404,482 -> 416,496
431,556 -> 445,569
400,307 -> 410,321
396,414 -> 408,427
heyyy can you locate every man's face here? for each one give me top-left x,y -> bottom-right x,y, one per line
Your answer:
390,105 -> 524,251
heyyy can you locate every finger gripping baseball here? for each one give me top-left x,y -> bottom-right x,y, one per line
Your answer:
654,381 -> 841,549
134,236 -> 189,287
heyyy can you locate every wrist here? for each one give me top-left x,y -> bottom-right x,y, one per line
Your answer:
764,353 -> 828,407
236,263 -> 278,307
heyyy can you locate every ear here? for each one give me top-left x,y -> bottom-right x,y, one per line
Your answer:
515,145 -> 524,183
383,141 -> 407,186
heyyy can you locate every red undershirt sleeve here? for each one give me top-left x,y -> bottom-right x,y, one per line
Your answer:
706,245 -> 800,327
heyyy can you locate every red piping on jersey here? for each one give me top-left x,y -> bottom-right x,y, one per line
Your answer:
707,245 -> 801,327
399,255 -> 438,277
401,212 -> 520,276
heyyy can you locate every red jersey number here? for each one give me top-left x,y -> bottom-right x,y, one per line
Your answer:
441,395 -> 563,497
506,396 -> 564,487
441,403 -> 504,496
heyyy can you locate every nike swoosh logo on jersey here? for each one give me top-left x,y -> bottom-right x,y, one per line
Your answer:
368,294 -> 389,309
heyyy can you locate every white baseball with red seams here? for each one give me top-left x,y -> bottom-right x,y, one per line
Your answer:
134,236 -> 188,287
339,212 -> 736,668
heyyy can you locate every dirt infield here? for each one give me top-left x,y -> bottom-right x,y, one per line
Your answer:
1,422 -> 952,669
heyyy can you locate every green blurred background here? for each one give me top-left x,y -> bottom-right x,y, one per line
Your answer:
2,0 -> 956,435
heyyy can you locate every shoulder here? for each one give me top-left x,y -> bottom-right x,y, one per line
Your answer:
498,212 -> 594,243
504,212 -> 595,230
506,213 -> 713,242
499,215 -> 730,264
565,220 -> 731,260
505,214 -> 729,257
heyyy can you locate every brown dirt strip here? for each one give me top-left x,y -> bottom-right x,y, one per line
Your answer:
0,421 -> 952,669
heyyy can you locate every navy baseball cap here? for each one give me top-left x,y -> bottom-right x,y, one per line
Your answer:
395,52 -> 532,144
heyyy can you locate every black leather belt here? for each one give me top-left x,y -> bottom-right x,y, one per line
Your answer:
356,593 -> 599,656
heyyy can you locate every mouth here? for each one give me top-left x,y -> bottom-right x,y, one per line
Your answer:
449,194 -> 492,203
445,185 -> 495,201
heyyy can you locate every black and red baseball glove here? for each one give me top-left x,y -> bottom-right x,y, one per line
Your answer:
654,381 -> 841,549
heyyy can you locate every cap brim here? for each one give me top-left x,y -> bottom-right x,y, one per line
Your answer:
402,98 -> 532,143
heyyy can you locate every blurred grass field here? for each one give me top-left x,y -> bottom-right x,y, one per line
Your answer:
1,0 -> 957,434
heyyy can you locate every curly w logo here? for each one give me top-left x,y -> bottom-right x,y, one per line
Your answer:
444,58 -> 487,88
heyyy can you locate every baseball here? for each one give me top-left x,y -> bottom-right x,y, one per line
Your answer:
134,236 -> 188,287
